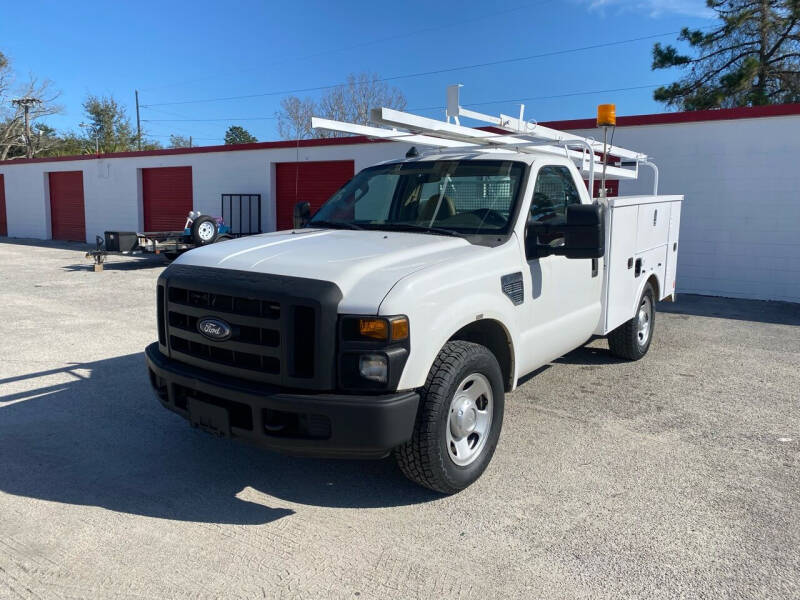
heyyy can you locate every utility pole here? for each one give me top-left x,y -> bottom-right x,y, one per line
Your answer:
189,136 -> 192,148
12,96 -> 42,159
135,90 -> 142,151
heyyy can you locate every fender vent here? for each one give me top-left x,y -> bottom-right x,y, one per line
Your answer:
501,272 -> 524,305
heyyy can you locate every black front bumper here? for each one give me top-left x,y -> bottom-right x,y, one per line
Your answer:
145,343 -> 419,458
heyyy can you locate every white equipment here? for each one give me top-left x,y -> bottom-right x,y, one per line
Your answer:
312,84 -> 660,196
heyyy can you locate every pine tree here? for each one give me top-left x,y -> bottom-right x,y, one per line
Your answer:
653,0 -> 800,109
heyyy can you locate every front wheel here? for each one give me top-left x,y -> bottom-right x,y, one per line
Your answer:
607,282 -> 655,360
395,341 -> 504,494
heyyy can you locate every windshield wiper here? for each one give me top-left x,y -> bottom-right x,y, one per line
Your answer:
307,220 -> 364,231
378,223 -> 462,237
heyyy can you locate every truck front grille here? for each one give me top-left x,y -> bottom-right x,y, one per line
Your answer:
157,265 -> 341,390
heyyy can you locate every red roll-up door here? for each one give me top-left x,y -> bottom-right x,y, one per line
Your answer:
275,160 -> 354,231
0,174 -> 7,236
142,166 -> 193,231
49,171 -> 86,242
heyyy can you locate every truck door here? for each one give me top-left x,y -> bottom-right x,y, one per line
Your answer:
518,163 -> 603,371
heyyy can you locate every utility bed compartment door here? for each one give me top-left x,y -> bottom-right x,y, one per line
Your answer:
635,202 -> 671,253
604,204 -> 639,333
664,202 -> 682,299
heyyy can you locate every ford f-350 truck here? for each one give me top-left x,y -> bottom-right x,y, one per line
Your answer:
145,93 -> 682,494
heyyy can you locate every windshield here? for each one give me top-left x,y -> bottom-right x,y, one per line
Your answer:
308,160 -> 526,236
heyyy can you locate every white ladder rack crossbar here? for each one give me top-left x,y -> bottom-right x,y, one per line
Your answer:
310,85 -> 656,187
369,107 -> 639,181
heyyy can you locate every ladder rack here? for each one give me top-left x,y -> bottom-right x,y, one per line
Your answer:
311,85 -> 658,196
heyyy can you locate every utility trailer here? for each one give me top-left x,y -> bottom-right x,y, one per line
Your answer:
145,86 -> 682,494
86,194 -> 262,271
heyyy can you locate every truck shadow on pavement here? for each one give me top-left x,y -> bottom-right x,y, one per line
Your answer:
0,354 -> 438,525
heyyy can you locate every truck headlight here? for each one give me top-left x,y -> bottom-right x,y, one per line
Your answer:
359,354 -> 388,383
338,315 -> 410,391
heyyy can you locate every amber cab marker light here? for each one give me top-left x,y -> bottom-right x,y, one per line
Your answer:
359,318 -> 389,340
390,317 -> 409,341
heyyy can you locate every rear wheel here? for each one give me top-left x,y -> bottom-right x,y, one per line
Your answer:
608,282 -> 655,360
395,341 -> 504,494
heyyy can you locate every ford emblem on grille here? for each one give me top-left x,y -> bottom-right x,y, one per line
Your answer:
197,317 -> 232,342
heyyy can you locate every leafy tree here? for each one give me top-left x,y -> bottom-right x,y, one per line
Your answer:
140,139 -> 163,151
80,95 -> 138,153
47,132 -> 85,157
169,134 -> 192,148
276,72 -> 407,140
224,125 -> 257,145
653,0 -> 800,109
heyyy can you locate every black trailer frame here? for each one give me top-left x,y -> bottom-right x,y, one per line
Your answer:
86,194 -> 263,271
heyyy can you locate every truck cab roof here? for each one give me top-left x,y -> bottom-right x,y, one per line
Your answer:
377,150 -> 542,167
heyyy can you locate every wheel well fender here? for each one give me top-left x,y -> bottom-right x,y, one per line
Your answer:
633,273 -> 661,317
448,319 -> 515,392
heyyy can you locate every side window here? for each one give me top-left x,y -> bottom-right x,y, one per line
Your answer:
530,165 -> 582,224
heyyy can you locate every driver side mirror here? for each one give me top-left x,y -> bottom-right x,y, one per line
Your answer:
293,201 -> 311,229
526,204 -> 605,260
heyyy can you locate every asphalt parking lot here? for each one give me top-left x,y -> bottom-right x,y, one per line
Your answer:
1,239 -> 798,600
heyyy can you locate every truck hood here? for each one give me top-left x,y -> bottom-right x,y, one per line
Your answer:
175,229 -> 476,313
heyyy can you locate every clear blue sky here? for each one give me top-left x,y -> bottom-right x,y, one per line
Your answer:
1,0 -> 714,145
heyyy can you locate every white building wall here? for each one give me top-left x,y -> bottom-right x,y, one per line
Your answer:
0,141 -> 411,242
1,115 -> 799,303
566,115 -> 800,303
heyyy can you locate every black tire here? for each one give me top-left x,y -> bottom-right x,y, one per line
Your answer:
608,282 -> 655,360
395,341 -> 505,494
191,216 -> 218,245
214,234 -> 233,243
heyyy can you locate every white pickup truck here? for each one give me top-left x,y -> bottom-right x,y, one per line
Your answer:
145,96 -> 682,494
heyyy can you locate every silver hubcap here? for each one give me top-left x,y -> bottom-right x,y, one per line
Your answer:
446,373 -> 493,466
198,221 -> 215,240
637,295 -> 652,347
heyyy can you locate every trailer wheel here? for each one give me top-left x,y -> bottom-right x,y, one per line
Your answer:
608,282 -> 655,360
191,216 -> 218,245
395,341 -> 504,494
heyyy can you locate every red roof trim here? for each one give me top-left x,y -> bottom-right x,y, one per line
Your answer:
541,102 -> 800,131
0,135 -> 385,166
3,102 -> 800,166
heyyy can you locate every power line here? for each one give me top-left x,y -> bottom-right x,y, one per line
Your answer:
138,0 -> 555,93
139,83 -> 664,124
141,30 -> 683,108
142,117 -> 276,122
411,83 -> 666,112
